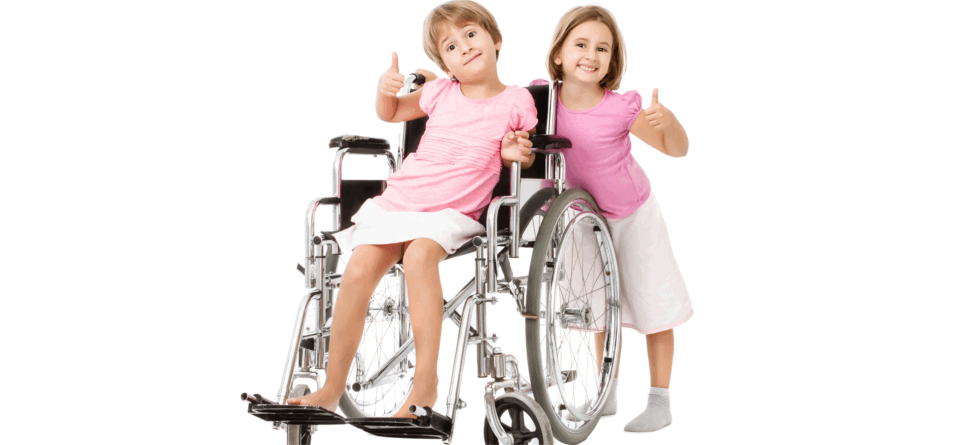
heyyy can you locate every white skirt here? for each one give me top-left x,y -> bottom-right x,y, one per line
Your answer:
332,200 -> 485,255
607,192 -> 693,334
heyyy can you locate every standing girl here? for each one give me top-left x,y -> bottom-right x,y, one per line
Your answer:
537,5 -> 693,432
287,1 -> 537,418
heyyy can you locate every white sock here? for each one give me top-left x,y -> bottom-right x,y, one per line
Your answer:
624,387 -> 671,432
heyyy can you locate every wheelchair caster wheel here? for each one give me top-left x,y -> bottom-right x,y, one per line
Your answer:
286,384 -> 312,445
483,393 -> 553,445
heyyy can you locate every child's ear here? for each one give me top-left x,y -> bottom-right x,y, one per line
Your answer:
553,53 -> 562,66
495,39 -> 502,51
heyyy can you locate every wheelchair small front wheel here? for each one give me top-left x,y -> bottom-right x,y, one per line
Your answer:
483,393 -> 553,445
525,188 -> 621,444
286,384 -> 312,445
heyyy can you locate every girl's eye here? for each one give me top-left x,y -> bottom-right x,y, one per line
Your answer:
598,47 -> 608,52
447,44 -> 456,51
576,43 -> 585,48
467,31 -> 475,38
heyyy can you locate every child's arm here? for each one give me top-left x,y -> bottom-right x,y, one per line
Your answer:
501,130 -> 535,168
629,89 -> 689,157
376,52 -> 429,123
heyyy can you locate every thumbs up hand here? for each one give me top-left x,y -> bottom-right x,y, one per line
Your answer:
379,52 -> 406,97
643,88 -> 675,131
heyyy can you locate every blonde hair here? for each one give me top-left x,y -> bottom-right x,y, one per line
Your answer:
547,5 -> 627,90
423,1 -> 502,73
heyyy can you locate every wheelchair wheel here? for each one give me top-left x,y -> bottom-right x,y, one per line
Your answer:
287,384 -> 312,445
483,392 -> 553,445
525,188 -> 621,444
338,264 -> 415,418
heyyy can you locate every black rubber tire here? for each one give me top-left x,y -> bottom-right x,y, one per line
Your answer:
483,393 -> 554,445
524,188 -> 620,444
286,384 -> 312,445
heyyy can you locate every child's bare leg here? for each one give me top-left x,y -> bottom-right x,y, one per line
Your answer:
391,238 -> 446,418
625,329 -> 675,432
287,243 -> 403,409
647,329 -> 674,388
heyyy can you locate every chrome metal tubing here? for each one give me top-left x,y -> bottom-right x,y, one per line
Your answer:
305,198 -> 321,288
398,265 -> 410,372
547,80 -> 558,134
485,196 -> 518,294
509,162 -> 521,257
277,292 -> 317,403
316,244 -> 329,370
555,152 -> 567,194
484,386 -> 513,445
331,149 -> 348,227
504,354 -> 532,393
476,300 -> 488,378
446,296 -> 478,433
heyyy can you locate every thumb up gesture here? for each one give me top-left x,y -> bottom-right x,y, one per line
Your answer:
643,88 -> 675,131
379,52 -> 405,97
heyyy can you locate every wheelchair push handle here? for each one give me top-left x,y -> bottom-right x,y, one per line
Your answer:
411,73 -> 426,86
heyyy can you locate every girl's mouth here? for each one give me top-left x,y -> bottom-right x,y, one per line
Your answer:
465,53 -> 482,65
578,65 -> 598,73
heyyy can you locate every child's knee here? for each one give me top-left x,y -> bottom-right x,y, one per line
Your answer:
401,240 -> 445,271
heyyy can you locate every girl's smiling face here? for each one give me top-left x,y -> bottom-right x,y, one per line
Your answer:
437,21 -> 501,82
554,20 -> 614,86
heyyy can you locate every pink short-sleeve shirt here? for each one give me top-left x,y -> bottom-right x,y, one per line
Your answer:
557,88 -> 650,219
373,79 -> 538,220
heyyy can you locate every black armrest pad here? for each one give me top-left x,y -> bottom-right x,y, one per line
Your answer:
530,134 -> 571,151
329,135 -> 390,154
317,197 -> 341,205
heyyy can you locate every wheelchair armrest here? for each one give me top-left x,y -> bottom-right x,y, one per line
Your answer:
317,197 -> 340,205
329,135 -> 390,155
529,134 -> 571,152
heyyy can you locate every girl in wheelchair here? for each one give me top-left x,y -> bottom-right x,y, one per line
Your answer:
287,0 -> 537,418
522,5 -> 693,433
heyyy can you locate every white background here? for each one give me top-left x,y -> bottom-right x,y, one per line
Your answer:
2,0 -> 956,443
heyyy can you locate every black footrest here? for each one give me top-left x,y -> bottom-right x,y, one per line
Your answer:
346,411 -> 452,440
248,403 -> 347,426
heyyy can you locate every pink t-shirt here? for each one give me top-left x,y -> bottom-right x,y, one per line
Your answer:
558,88 -> 650,220
373,79 -> 538,220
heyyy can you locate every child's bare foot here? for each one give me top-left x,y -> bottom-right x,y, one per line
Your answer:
286,387 -> 341,412
392,379 -> 439,418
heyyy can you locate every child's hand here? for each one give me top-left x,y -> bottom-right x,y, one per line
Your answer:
501,130 -> 534,165
644,88 -> 676,131
379,52 -> 405,97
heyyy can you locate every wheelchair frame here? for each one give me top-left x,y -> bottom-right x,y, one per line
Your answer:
251,76 -> 621,445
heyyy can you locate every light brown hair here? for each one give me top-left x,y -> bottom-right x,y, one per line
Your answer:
547,5 -> 627,90
423,1 -> 502,73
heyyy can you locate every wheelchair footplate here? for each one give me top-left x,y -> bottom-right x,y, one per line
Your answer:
242,393 -> 347,425
345,406 -> 452,440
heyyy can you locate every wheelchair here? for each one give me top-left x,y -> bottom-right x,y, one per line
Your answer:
243,75 -> 622,445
